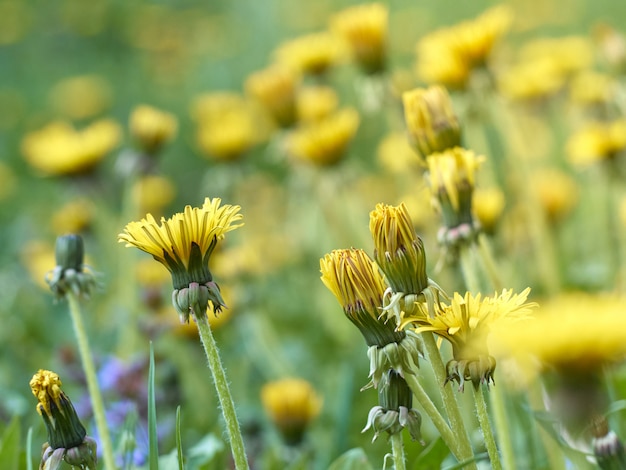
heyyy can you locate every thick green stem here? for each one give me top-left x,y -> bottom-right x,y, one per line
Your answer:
472,386 -> 502,470
66,292 -> 117,470
390,432 -> 406,470
403,374 -> 461,460
193,311 -> 249,470
421,332 -> 476,469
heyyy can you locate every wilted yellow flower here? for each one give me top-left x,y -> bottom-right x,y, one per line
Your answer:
416,5 -> 513,88
376,131 -> 423,174
330,3 -> 388,74
472,187 -> 505,234
119,198 -> 243,322
569,70 -> 616,106
287,108 -> 359,166
129,105 -> 178,154
274,32 -> 345,76
21,120 -> 121,176
404,288 -> 537,389
261,378 -> 322,445
295,86 -> 339,123
532,169 -> 578,223
566,119 -> 626,166
403,85 -> 460,157
131,174 -> 176,216
49,75 -> 112,120
51,198 -> 96,235
245,65 -> 298,128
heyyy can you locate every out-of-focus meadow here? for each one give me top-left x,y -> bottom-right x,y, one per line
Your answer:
5,0 -> 626,469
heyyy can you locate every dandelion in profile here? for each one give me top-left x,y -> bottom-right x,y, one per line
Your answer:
118,197 -> 243,323
30,369 -> 97,470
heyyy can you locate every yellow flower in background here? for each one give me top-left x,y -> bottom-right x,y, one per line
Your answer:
295,86 -> 339,123
593,23 -> 626,71
566,119 -> 626,166
376,131 -> 423,174
330,2 -> 388,74
532,169 -> 579,223
274,31 -> 345,76
518,36 -> 594,77
131,174 -> 176,216
129,104 -> 178,154
415,5 -> 512,88
245,65 -> 299,128
472,187 -> 505,235
402,85 -> 461,157
497,58 -> 565,101
21,120 -> 121,176
569,70 -> 616,106
403,289 -> 537,389
48,75 -> 112,120
119,197 -> 243,322
261,378 -> 322,446
287,107 -> 359,166
51,198 -> 96,235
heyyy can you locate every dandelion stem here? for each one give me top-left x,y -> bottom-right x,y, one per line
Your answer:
390,433 -> 406,470
420,332 -> 476,469
488,381 -> 515,470
476,234 -> 504,292
193,310 -> 249,470
472,385 -> 502,470
403,374 -> 463,461
459,243 -> 481,293
66,291 -> 117,470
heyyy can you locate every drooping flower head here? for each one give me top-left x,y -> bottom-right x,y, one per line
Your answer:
403,288 -> 537,390
118,198 -> 243,322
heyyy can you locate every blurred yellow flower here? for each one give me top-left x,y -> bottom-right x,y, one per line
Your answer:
330,2 -> 388,74
295,86 -> 339,123
21,241 -> 57,290
569,70 -> 616,106
49,75 -> 112,120
21,120 -> 121,176
287,108 -> 359,166
416,5 -> 512,88
518,36 -> 594,77
245,65 -> 299,128
131,174 -> 176,216
531,169 -> 579,223
376,131 -> 423,174
274,31 -> 345,76
497,58 -> 565,101
566,119 -> 626,166
472,187 -> 505,234
261,378 -> 322,445
129,105 -> 178,154
51,198 -> 96,235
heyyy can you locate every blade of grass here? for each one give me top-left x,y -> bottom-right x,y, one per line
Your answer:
149,341 -> 159,470
176,405 -> 184,470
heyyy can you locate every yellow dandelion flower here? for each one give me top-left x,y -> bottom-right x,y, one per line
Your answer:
404,288 -> 537,388
119,198 -> 243,322
402,85 -> 461,157
30,369 -> 64,419
245,65 -> 298,128
569,70 -> 616,106
21,120 -> 121,176
287,107 -> 359,166
49,75 -> 111,120
330,2 -> 388,74
497,57 -> 566,101
261,378 -> 322,445
274,31 -> 345,76
51,198 -> 96,235
129,104 -> 178,154
131,174 -> 176,216
532,169 -> 578,223
295,86 -> 339,123
518,36 -> 594,77
376,131 -> 423,174
472,187 -> 505,235
566,119 -> 626,166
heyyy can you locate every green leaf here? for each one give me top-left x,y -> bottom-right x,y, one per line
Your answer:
149,341 -> 159,470
0,416 -> 21,470
412,438 -> 449,470
176,406 -> 184,470
185,434 -> 224,469
327,448 -> 374,470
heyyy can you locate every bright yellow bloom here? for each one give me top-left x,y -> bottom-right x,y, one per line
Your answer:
245,65 -> 298,128
261,378 -> 322,445
48,75 -> 111,120
129,104 -> 178,154
330,3 -> 388,74
402,85 -> 460,157
287,108 -> 359,166
472,187 -> 505,234
30,369 -> 64,418
566,119 -> 626,166
21,120 -> 121,176
295,86 -> 339,123
274,32 -> 345,76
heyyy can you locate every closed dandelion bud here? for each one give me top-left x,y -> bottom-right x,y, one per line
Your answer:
402,86 -> 461,158
30,370 -> 97,470
129,104 -> 178,155
46,234 -> 96,299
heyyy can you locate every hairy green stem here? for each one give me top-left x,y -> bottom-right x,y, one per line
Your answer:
67,291 -> 117,470
193,311 -> 249,470
390,433 -> 406,470
472,386 -> 502,470
488,383 -> 514,470
421,332 -> 476,469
